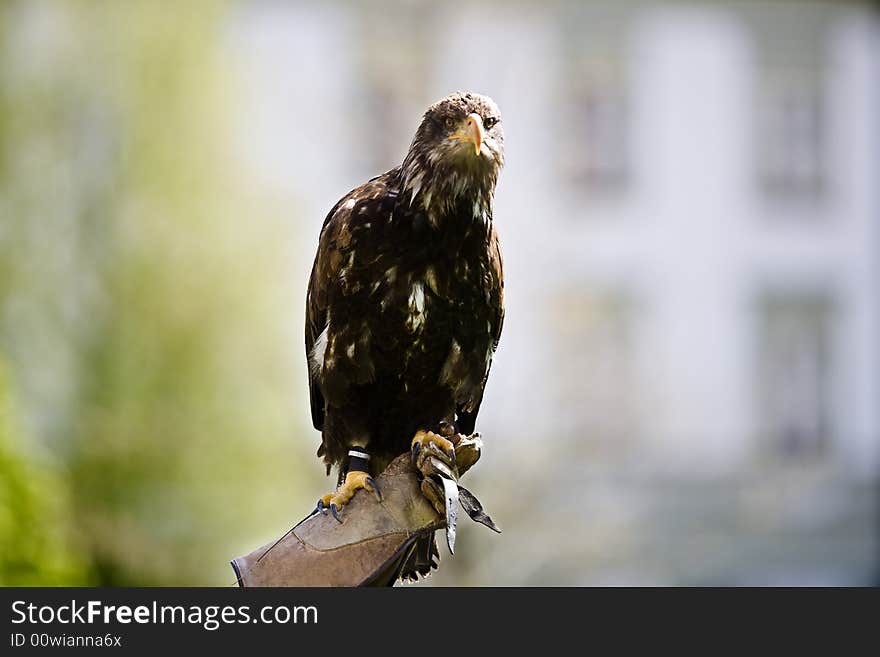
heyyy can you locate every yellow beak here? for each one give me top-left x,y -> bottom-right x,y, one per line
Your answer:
450,113 -> 484,155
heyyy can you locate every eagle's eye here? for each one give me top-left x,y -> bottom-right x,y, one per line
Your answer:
444,117 -> 456,130
483,116 -> 499,130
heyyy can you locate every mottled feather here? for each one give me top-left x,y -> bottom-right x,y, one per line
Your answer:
305,92 -> 505,476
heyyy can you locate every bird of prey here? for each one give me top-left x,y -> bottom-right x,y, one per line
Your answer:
305,91 -> 505,538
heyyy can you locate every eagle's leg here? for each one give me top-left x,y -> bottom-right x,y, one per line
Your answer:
316,447 -> 382,523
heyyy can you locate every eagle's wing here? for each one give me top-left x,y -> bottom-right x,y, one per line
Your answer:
456,221 -> 505,436
305,171 -> 398,432
304,210 -> 335,432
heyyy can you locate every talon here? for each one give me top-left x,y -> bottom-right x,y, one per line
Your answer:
366,476 -> 382,502
411,442 -> 421,467
412,430 -> 456,465
317,493 -> 334,515
316,470 -> 377,521
420,444 -> 457,477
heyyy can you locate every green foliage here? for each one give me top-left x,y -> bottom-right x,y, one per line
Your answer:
0,364 -> 86,585
0,1 -> 320,585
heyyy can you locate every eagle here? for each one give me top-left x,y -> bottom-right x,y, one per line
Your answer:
305,92 -> 505,569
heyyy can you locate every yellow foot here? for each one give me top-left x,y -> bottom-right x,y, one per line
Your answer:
411,429 -> 459,515
316,470 -> 382,523
411,429 -> 456,465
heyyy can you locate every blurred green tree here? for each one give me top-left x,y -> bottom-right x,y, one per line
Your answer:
0,361 -> 87,585
0,0 -> 318,585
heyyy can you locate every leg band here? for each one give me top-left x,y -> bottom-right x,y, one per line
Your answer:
347,447 -> 370,474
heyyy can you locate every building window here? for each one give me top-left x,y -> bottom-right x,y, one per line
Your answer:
558,5 -> 631,197
756,293 -> 832,459
352,6 -> 432,174
757,71 -> 825,199
561,60 -> 630,194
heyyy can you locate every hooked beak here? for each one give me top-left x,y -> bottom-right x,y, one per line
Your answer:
449,113 -> 484,156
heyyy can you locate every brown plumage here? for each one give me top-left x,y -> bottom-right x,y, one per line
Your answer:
305,91 -> 505,483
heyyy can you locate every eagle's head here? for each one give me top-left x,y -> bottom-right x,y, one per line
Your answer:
401,92 -> 505,220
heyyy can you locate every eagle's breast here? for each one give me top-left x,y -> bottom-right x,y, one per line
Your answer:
306,91 -> 505,470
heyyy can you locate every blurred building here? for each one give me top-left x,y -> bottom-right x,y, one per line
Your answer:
231,1 -> 878,584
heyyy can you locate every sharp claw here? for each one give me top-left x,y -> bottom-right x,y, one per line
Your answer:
411,442 -> 421,467
429,439 -> 456,465
330,503 -> 343,523
366,476 -> 383,502
428,456 -> 456,481
316,499 -> 328,515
